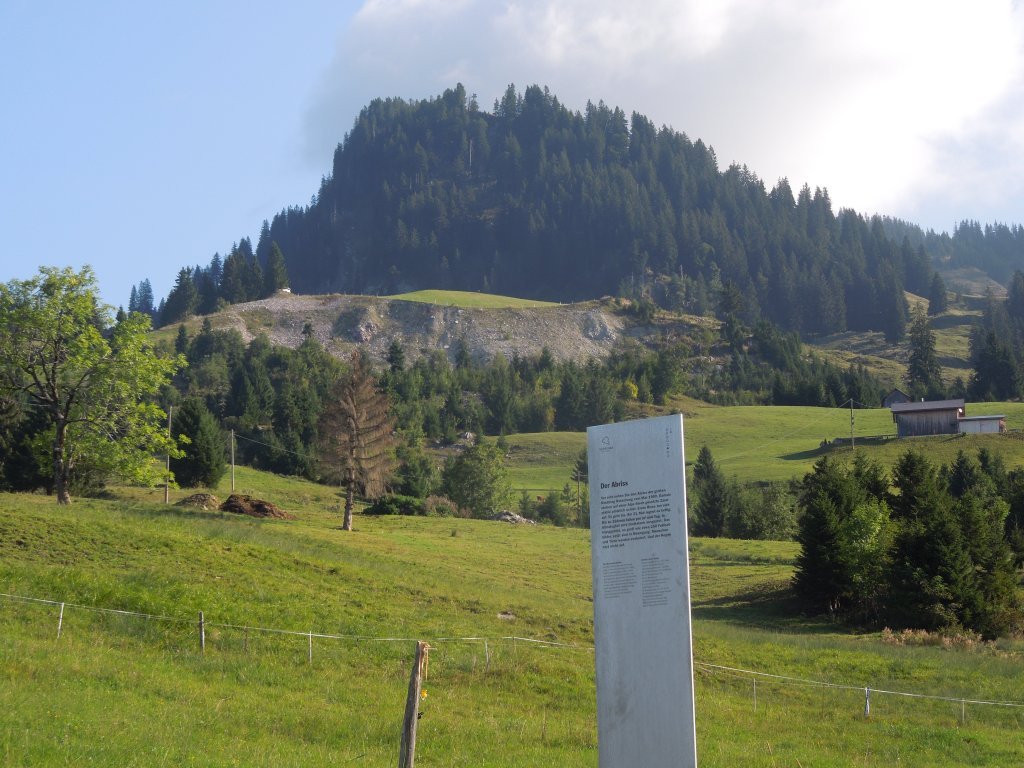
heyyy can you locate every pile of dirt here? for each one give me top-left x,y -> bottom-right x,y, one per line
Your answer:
175,493 -> 220,510
218,494 -> 295,520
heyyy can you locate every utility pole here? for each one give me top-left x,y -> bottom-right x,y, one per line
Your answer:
850,399 -> 855,450
164,405 -> 172,503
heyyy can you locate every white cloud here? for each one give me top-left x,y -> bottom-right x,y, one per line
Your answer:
306,0 -> 1024,230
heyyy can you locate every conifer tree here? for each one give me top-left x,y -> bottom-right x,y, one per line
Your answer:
318,352 -> 396,530
927,272 -> 948,315
171,398 -> 226,488
262,242 -> 290,296
161,268 -> 198,326
905,307 -> 943,398
690,445 -> 732,537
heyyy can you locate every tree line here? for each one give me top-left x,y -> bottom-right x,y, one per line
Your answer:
140,83 -> 940,343
128,238 -> 290,329
794,449 -> 1023,639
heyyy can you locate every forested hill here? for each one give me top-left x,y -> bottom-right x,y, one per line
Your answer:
257,83 -> 924,340
161,83 -> 1021,339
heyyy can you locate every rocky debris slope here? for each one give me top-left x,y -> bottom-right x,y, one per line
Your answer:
210,293 -> 699,365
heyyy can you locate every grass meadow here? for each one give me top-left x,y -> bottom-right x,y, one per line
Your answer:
3,457 -> 1024,765
388,289 -> 560,309
505,399 -> 1024,494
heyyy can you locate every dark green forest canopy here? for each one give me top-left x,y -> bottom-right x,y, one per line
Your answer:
153,84 -> 1022,345
259,83 -> 925,339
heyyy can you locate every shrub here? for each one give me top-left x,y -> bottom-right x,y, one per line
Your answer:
364,494 -> 426,516
424,495 -> 462,517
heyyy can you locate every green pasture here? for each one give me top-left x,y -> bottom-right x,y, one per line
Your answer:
504,400 -> 1024,493
388,289 -> 559,309
3,483 -> 1024,765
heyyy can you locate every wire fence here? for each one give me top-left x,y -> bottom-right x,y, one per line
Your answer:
4,589 -> 1023,728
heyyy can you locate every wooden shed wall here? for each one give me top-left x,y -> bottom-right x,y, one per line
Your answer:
895,410 -> 959,437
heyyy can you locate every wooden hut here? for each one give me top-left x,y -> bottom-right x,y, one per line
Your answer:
882,388 -> 911,408
890,399 -> 965,438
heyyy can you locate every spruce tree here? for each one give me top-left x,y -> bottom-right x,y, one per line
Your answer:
262,242 -> 289,297
136,279 -> 155,317
171,398 -> 226,488
690,445 -> 731,537
318,352 -> 397,530
161,268 -> 198,326
905,307 -> 943,398
927,272 -> 948,315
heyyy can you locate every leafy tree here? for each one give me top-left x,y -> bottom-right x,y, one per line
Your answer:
440,441 -> 510,517
0,266 -> 182,503
394,432 -> 436,498
170,398 -> 226,488
318,352 -> 397,530
727,483 -> 798,541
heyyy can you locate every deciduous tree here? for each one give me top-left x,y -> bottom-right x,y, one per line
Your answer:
0,266 -> 182,503
440,441 -> 510,518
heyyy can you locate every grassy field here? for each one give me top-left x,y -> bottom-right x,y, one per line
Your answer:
504,400 -> 1024,493
812,296 -> 979,385
388,289 -> 560,309
3,468 -> 1024,766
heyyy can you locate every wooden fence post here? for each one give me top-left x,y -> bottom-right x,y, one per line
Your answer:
398,641 -> 430,768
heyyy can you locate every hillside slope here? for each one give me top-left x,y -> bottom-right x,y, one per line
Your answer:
182,291 -> 705,365
3,476 -> 1023,765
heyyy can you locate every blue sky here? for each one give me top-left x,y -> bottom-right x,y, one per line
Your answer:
3,1 -> 1023,308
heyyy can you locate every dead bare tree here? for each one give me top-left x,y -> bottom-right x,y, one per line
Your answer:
319,351 -> 396,530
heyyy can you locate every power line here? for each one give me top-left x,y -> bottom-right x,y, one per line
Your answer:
232,432 -> 316,462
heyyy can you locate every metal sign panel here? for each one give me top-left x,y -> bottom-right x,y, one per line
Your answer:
588,414 -> 697,767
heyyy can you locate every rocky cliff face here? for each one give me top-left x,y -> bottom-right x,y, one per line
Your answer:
215,293 -> 696,364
